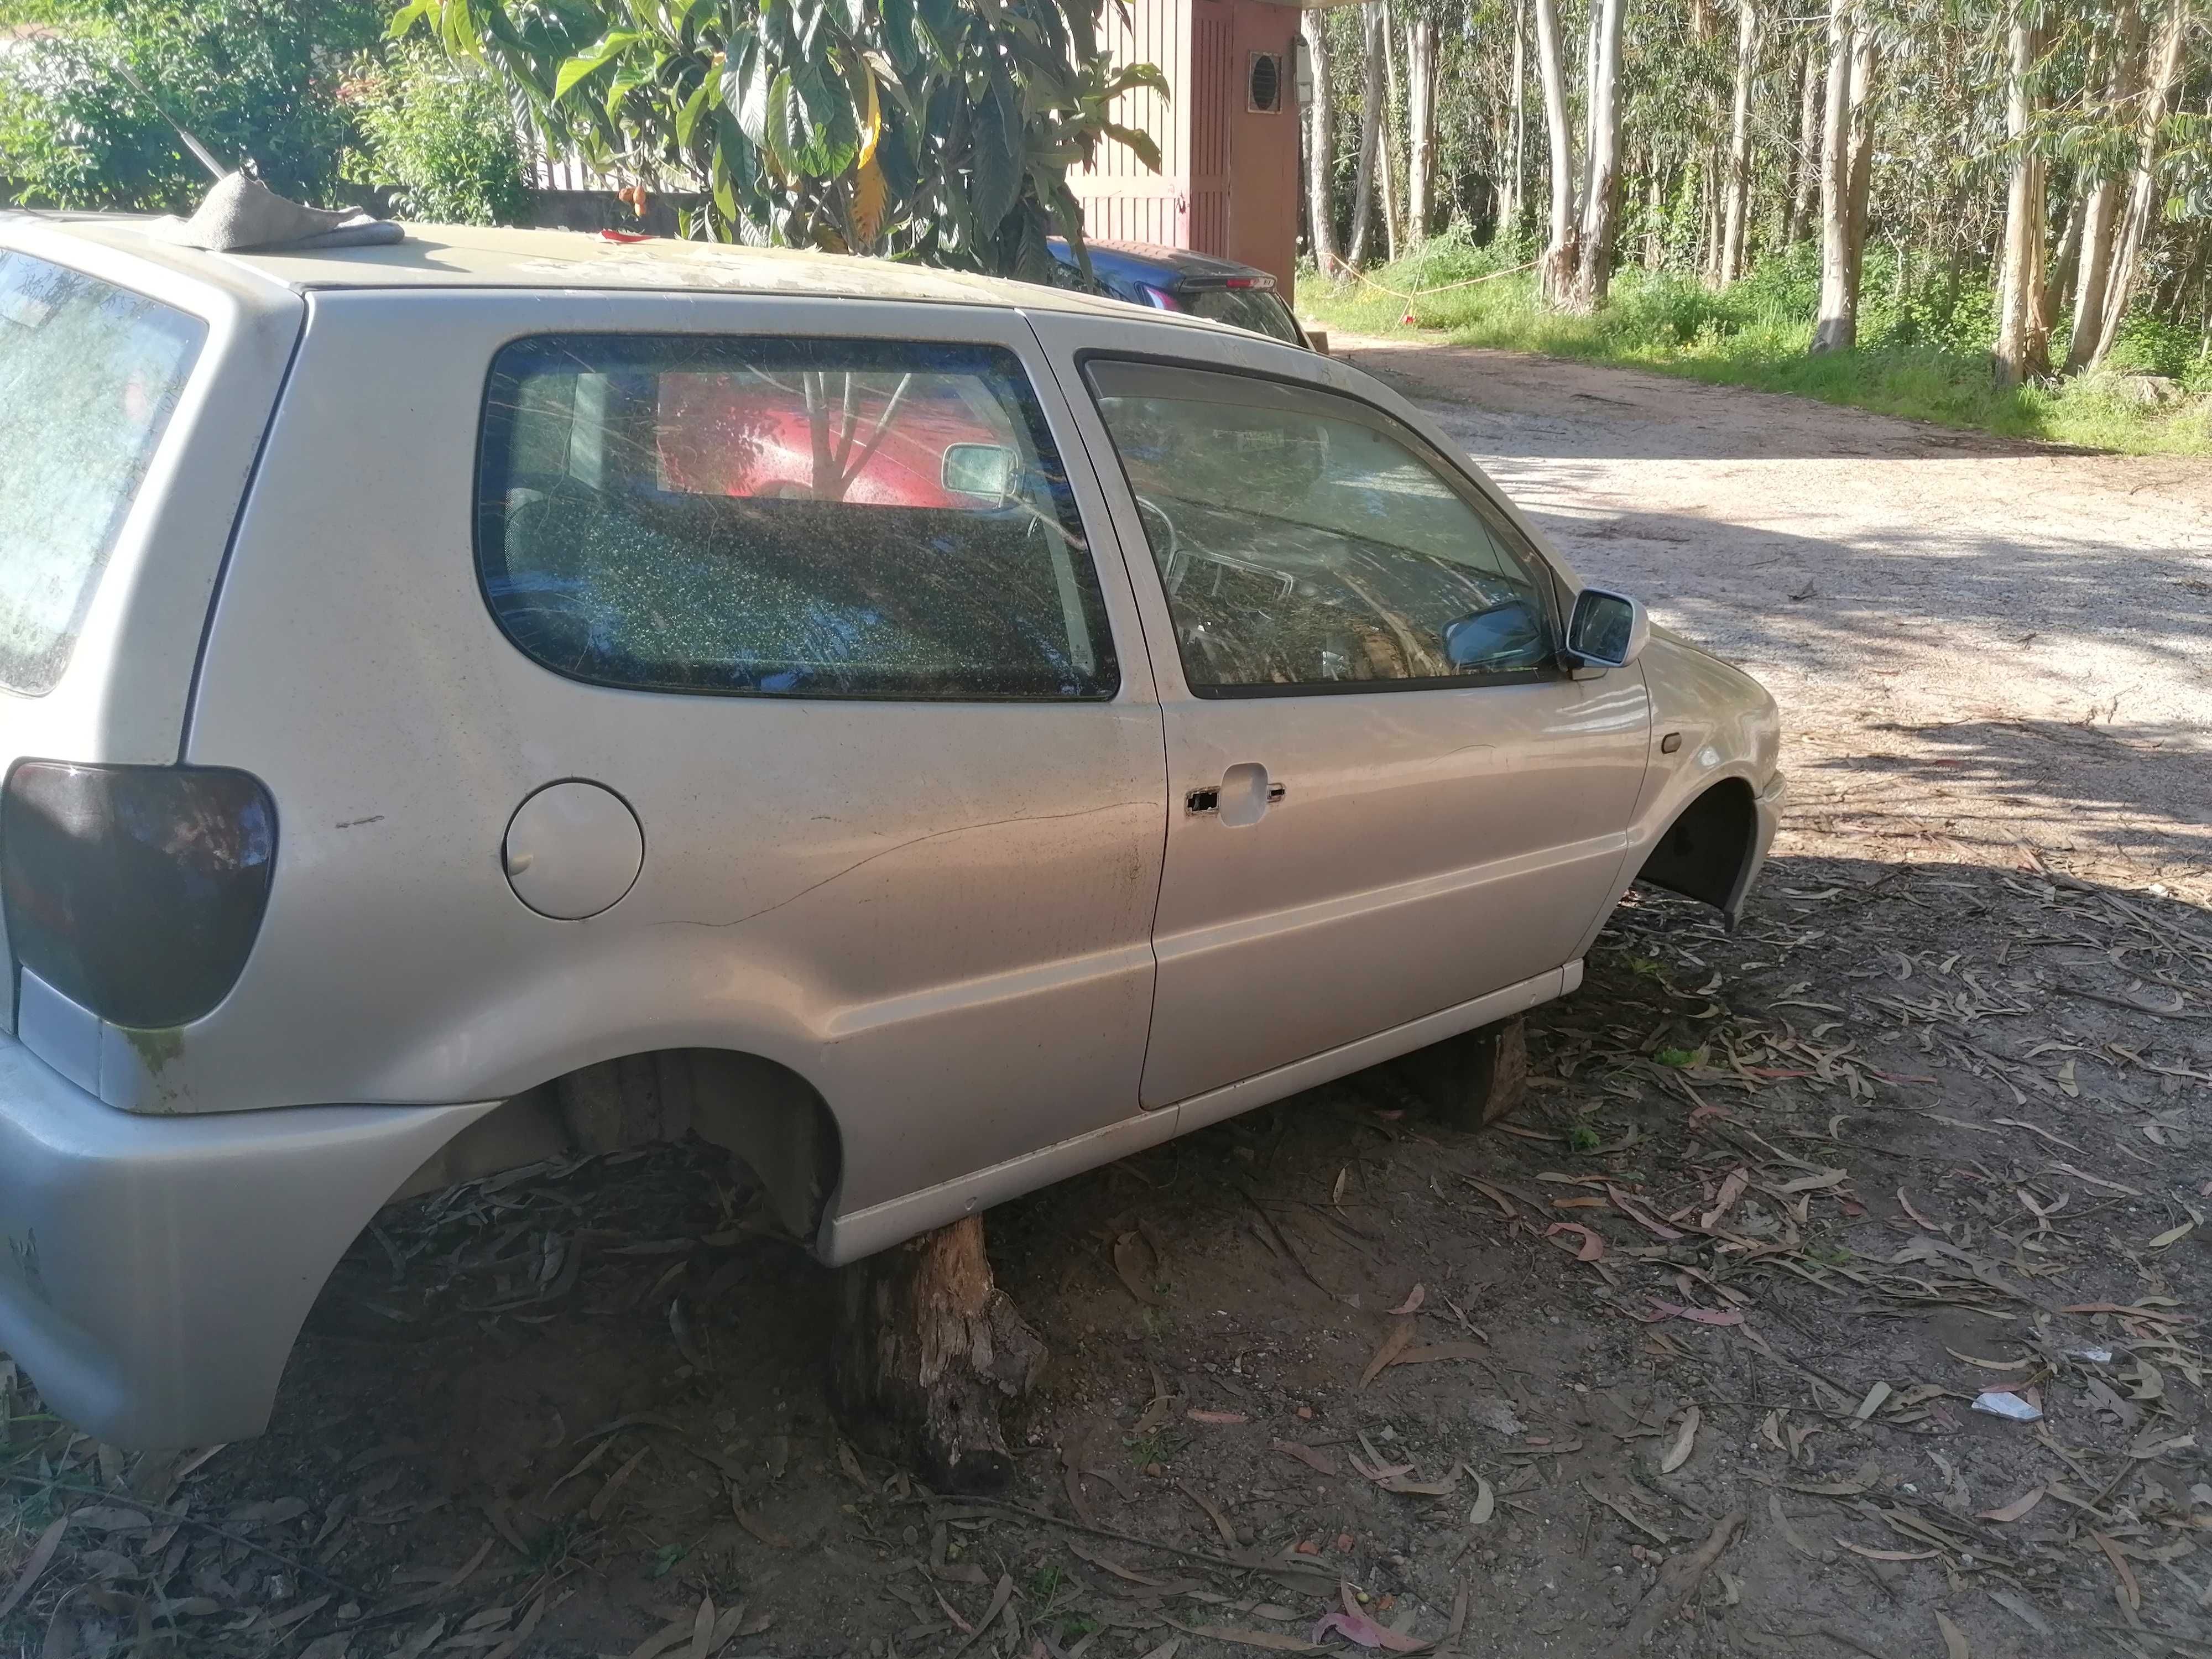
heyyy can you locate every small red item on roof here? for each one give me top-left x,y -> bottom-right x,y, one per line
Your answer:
597,229 -> 651,244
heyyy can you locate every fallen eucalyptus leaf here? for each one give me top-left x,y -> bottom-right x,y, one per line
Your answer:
1660,1406 -> 1699,1474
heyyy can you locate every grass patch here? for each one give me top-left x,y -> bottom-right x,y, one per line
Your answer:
1298,229 -> 2212,457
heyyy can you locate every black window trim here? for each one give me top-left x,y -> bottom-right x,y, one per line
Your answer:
1074,348 -> 1573,701
470,329 -> 1126,705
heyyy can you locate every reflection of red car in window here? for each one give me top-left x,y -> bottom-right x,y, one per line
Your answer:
656,375 -> 1010,508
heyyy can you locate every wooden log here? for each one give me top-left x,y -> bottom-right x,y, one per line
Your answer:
1387,1014 -> 1530,1133
830,1215 -> 1045,1494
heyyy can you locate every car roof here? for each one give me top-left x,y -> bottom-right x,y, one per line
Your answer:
8,213 -> 1239,328
1049,236 -> 1276,289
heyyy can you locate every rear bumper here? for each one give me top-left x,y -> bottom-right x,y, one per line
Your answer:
0,1031 -> 492,1448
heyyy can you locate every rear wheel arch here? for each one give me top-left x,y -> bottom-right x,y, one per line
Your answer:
387,1048 -> 844,1244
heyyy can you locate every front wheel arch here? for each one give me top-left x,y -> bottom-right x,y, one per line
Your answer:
1636,778 -> 1758,917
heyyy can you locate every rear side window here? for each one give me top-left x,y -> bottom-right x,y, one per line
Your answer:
1185,288 -> 1302,346
0,253 -> 205,696
477,335 -> 1119,701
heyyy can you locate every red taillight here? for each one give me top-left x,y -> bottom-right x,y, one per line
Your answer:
1140,284 -> 1185,311
1222,276 -> 1270,289
2,762 -> 276,1028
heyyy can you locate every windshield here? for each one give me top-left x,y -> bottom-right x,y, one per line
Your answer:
1185,286 -> 1302,346
0,252 -> 205,695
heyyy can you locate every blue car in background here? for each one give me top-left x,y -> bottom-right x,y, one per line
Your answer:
1048,238 -> 1316,349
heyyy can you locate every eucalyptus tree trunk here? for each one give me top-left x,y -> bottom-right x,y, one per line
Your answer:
1992,4 -> 2049,385
1570,0 -> 1628,309
1719,0 -> 1761,284
1533,0 -> 1580,303
1302,9 -> 1339,270
1581,2 -> 1602,216
1811,0 -> 1877,352
1644,156 -> 1667,268
1348,4 -> 1386,266
2044,190 -> 2085,325
2090,0 -> 2188,369
1845,35 -> 1879,274
1506,0 -> 1528,234
2065,3 -> 2141,372
1703,153 -> 1723,280
1379,1 -> 1404,260
1788,35 -> 1820,243
1405,14 -> 1438,243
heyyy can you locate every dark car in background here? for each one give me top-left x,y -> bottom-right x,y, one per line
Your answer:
1048,238 -> 1317,350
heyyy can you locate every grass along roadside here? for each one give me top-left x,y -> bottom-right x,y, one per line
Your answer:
1297,230 -> 2212,456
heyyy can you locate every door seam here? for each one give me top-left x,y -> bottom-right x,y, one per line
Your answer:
1020,309 -> 1175,1104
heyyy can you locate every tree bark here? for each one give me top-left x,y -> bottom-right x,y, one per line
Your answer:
1992,4 -> 2049,385
1719,0 -> 1761,284
1533,0 -> 1579,302
1571,0 -> 1629,309
2044,187 -> 2085,326
1347,4 -> 1385,267
1844,34 -> 1879,279
1644,153 -> 1667,269
1379,1 -> 1404,261
1581,0 -> 1602,219
1703,149 -> 1722,282
1811,0 -> 1876,353
1787,35 -> 1819,243
1405,14 -> 1437,244
831,1215 -> 1046,1494
2065,3 -> 2141,372
2090,0 -> 2190,369
1302,9 -> 1338,270
1506,0 -> 1528,235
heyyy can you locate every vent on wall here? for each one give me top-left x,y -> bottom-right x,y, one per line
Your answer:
1247,51 -> 1284,113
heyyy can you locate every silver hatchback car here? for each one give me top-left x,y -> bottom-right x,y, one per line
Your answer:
0,216 -> 1783,1449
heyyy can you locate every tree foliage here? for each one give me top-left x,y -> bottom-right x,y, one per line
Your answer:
345,39 -> 533,224
392,0 -> 1166,279
0,0 -> 383,210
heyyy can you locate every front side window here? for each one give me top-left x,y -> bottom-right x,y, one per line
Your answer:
478,336 -> 1118,700
0,253 -> 205,696
1085,361 -> 1557,695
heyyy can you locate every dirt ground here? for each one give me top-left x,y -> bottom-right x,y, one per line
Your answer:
3,343 -> 2208,1659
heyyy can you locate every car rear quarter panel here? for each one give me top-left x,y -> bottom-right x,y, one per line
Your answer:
0,223 -> 299,1041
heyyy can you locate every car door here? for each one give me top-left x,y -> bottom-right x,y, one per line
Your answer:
1029,318 -> 1651,1108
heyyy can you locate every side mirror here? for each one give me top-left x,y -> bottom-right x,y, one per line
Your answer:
942,442 -> 1018,503
1566,587 -> 1648,669
1303,327 -> 1330,356
1443,597 -> 1546,671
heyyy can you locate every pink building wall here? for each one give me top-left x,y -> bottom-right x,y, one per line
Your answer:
1067,0 -> 1307,304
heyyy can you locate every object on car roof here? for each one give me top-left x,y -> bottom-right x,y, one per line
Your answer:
1048,236 -> 1312,348
151,171 -> 402,254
